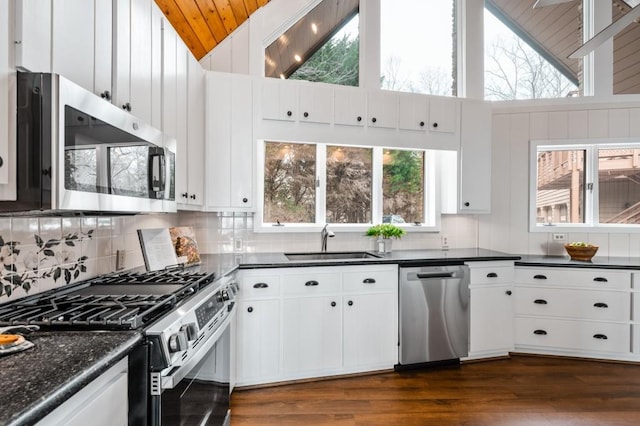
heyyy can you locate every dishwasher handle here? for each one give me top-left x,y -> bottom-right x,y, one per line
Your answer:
415,272 -> 456,279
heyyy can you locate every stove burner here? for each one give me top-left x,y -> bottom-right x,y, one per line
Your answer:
0,270 -> 216,330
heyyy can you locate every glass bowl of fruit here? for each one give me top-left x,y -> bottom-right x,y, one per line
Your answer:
564,242 -> 599,261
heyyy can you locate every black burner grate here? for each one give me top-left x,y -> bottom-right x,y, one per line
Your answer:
0,270 -> 215,330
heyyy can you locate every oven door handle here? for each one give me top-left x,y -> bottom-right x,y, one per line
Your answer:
160,307 -> 235,391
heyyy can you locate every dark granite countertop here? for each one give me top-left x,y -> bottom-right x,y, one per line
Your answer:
195,249 -> 520,273
0,330 -> 142,426
516,254 -> 640,270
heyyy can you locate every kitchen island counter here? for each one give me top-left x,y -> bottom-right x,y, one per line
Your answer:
0,330 -> 142,426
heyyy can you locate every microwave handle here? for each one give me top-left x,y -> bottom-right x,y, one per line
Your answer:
149,148 -> 165,198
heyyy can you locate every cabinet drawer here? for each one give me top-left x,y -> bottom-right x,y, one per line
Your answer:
515,317 -> 630,354
239,274 -> 281,298
281,272 -> 341,295
515,267 -> 631,290
343,268 -> 398,292
469,266 -> 514,285
514,287 -> 630,321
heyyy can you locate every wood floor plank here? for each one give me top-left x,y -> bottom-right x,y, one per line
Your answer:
231,355 -> 640,425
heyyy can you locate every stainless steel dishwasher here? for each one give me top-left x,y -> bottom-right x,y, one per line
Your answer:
398,265 -> 470,368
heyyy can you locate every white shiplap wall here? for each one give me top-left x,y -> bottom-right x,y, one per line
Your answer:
480,100 -> 640,257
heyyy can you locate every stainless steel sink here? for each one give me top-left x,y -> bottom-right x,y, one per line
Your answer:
284,251 -> 382,261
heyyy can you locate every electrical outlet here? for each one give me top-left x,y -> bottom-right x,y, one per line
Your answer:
116,250 -> 126,270
441,235 -> 449,249
234,238 -> 243,251
552,233 -> 566,242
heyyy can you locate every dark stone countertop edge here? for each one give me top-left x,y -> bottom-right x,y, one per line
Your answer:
9,333 -> 143,426
236,256 -> 522,269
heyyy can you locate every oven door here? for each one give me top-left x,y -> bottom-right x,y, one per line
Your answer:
152,313 -> 233,426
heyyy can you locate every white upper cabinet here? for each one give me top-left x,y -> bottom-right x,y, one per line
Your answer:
398,92 -> 429,131
206,72 -> 254,211
367,90 -> 398,129
333,85 -> 366,126
459,99 -> 491,213
113,0 -> 162,126
261,78 -> 297,121
51,0 -> 112,99
429,96 -> 458,133
161,18 -> 178,139
174,41 -> 189,205
184,52 -> 205,208
297,81 -> 332,124
14,0 -> 51,72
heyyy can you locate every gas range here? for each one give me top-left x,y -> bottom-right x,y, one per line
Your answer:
0,268 -> 218,330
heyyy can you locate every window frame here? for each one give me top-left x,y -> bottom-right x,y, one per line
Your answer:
256,139 -> 440,233
529,138 -> 640,233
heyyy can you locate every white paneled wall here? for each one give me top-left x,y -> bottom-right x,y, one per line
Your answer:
481,102 -> 640,257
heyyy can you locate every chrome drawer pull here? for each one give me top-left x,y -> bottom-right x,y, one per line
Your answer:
533,274 -> 547,280
486,272 -> 498,278
253,283 -> 268,289
594,302 -> 609,308
305,280 -> 319,286
593,334 -> 608,340
533,329 -> 547,335
593,277 -> 608,282
363,278 -> 376,284
534,299 -> 548,305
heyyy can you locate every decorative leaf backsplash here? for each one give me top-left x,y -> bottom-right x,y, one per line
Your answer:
0,230 -> 94,298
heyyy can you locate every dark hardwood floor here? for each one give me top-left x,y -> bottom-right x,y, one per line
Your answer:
231,355 -> 640,425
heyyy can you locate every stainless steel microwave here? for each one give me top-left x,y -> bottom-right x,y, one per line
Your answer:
0,72 -> 176,214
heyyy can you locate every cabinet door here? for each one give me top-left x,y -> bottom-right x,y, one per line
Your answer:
469,285 -> 514,357
459,100 -> 491,213
112,0 -> 131,110
230,74 -> 254,208
94,0 -> 112,98
398,93 -> 429,131
206,72 -> 232,209
175,42 -> 189,204
298,82 -> 332,124
334,86 -> 366,126
129,0 -> 152,123
236,299 -> 280,384
367,90 -> 398,129
261,78 -> 296,121
429,97 -> 458,133
186,53 -> 205,207
343,293 -> 397,369
282,296 -> 342,376
15,0 -> 51,72
150,4 -> 163,129
0,1 -> 10,184
52,0 -> 95,93
162,19 -> 178,139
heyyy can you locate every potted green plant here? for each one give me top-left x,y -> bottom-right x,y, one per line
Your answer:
366,224 -> 406,253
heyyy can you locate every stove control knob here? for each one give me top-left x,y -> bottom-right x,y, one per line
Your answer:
168,331 -> 188,353
221,289 -> 230,301
180,323 -> 198,341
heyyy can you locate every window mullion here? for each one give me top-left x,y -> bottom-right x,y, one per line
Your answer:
586,146 -> 598,226
372,148 -> 383,224
317,144 -> 327,225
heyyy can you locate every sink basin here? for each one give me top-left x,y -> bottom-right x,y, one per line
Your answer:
285,251 -> 382,261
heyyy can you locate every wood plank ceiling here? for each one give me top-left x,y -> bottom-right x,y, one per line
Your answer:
154,0 -> 271,60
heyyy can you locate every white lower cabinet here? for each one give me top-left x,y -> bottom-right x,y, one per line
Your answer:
514,266 -> 633,360
466,262 -> 515,359
236,299 -> 281,385
37,357 -> 128,426
236,264 -> 398,386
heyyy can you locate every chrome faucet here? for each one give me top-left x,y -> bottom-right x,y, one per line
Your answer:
320,224 -> 335,252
